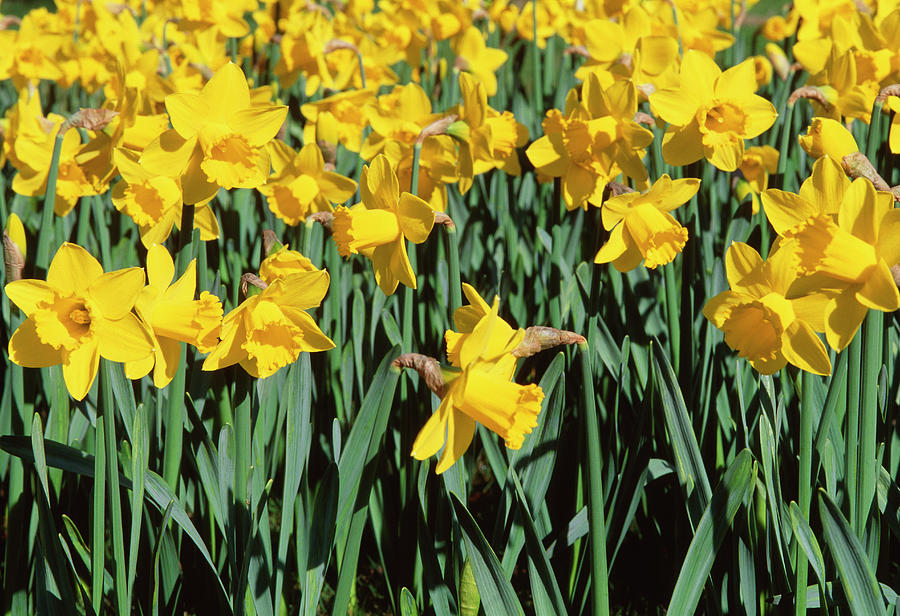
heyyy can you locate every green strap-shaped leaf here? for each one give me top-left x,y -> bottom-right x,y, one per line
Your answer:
667,448 -> 755,615
818,490 -> 887,616
399,587 -> 419,616
451,493 -> 524,616
790,502 -> 827,590
651,339 -> 712,527
0,434 -> 232,612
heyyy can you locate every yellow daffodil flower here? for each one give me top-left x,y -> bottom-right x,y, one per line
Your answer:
798,117 -> 859,161
258,142 -> 357,226
453,71 -> 529,194
332,155 -> 436,295
411,288 -> 544,474
594,174 -> 699,271
6,243 -> 154,400
125,244 -> 223,388
704,241 -> 832,375
453,26 -> 507,97
144,62 -> 287,200
12,118 -> 98,217
202,269 -> 334,378
650,50 -> 778,171
300,88 -> 376,153
259,245 -> 320,284
762,156 -> 900,350
111,148 -> 219,248
525,84 -> 621,210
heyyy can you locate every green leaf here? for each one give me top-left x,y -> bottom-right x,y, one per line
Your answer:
667,449 -> 755,615
399,587 -> 419,616
789,501 -> 827,590
818,490 -> 886,616
451,493 -> 524,616
651,339 -> 712,527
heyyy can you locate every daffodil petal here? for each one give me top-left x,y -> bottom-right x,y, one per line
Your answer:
824,292 -> 868,351
411,399 -> 450,461
62,340 -> 100,401
8,318 -> 61,367
856,261 -> 900,311
398,193 -> 435,244
89,268 -> 145,320
47,243 -> 103,297
5,279 -> 55,314
782,321 -> 831,375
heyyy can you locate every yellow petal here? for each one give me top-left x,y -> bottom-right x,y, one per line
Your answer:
824,292 -> 868,351
411,398 -> 451,461
95,313 -> 154,362
275,270 -> 331,310
166,92 -> 207,140
281,307 -> 335,352
435,407 -> 476,474
856,261 -> 900,311
62,340 -> 100,401
725,242 -> 763,286
230,106 -> 288,148
5,280 -> 55,314
760,190 -> 818,236
8,317 -> 61,367
661,121 -> 705,167
782,321 -> 831,375
397,193 -> 435,244
47,243 -> 103,297
203,62 -> 251,123
88,268 -> 145,320
146,244 -> 175,289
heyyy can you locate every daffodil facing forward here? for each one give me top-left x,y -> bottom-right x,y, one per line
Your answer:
332,155 -> 436,295
125,244 -> 223,388
594,174 -> 699,271
703,241 -> 832,375
144,62 -> 287,201
411,287 -> 544,474
650,51 -> 778,171
202,269 -> 334,378
6,243 -> 154,400
762,156 -> 900,350
258,142 -> 357,226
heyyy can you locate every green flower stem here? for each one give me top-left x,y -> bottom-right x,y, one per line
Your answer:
580,341 -> 610,616
91,195 -> 113,269
447,222 -> 462,315
102,360 -> 128,615
865,101 -> 884,163
403,142 -> 424,354
857,310 -> 883,540
845,330 -> 862,536
161,346 -> 187,491
92,414 -> 106,615
35,130 -> 65,271
795,371 -> 815,615
531,0 -> 542,135
663,263 -> 680,375
176,204 -> 196,273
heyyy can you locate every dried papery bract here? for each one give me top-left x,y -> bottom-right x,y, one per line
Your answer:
65,108 -> 119,132
240,273 -> 268,298
3,230 -> 24,282
512,326 -> 586,358
788,86 -> 833,111
393,353 -> 446,397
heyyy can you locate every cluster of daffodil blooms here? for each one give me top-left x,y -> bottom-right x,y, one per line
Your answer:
5,0 -> 900,480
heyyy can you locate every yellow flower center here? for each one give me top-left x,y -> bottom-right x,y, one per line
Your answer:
721,300 -> 782,363
126,181 -> 169,226
32,294 -> 94,352
702,102 -> 746,136
201,133 -> 266,189
626,204 -> 689,269
241,299 -> 305,376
